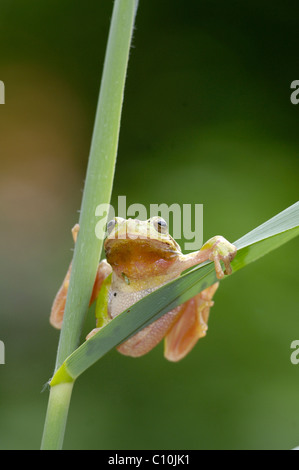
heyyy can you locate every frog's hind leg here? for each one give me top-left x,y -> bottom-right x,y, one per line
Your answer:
116,306 -> 183,358
164,283 -> 219,362
50,224 -> 112,329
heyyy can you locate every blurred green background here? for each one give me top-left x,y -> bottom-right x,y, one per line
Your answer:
0,0 -> 299,450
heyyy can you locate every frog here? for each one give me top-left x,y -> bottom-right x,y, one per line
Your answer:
50,217 -> 237,361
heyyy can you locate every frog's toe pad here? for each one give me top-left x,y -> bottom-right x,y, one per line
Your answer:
209,237 -> 237,279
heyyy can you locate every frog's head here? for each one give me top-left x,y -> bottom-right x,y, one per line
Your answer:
104,217 -> 181,280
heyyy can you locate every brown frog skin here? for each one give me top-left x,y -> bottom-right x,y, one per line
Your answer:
50,217 -> 237,361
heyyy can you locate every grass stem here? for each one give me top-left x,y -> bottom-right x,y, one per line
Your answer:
41,0 -> 139,449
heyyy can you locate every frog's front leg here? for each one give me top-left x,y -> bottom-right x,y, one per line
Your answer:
180,236 -> 237,279
50,224 -> 112,329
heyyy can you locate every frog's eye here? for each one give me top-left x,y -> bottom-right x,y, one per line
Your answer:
152,217 -> 168,234
107,219 -> 117,234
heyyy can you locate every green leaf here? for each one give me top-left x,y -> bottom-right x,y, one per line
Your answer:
51,202 -> 299,385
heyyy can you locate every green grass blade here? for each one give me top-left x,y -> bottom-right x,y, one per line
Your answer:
232,200 -> 299,270
51,202 -> 299,385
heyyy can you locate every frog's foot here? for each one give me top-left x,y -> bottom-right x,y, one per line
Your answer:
206,236 -> 237,279
164,283 -> 219,362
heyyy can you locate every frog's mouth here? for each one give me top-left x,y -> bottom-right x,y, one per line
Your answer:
105,233 -> 180,255
105,234 -> 179,257
104,236 -> 180,277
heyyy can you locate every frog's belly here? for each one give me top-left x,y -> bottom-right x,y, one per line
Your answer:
108,286 -> 182,358
108,287 -> 157,319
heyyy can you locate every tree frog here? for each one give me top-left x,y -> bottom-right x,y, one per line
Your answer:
50,217 -> 237,361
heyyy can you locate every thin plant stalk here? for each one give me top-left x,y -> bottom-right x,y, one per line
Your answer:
41,0 -> 139,450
